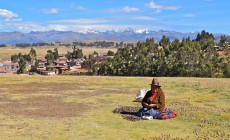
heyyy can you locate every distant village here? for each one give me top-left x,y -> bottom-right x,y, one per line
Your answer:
0,51 -> 114,76
0,41 -> 117,75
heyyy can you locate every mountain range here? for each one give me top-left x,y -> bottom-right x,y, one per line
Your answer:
0,28 -> 228,44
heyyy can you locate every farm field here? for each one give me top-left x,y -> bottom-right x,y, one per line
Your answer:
0,75 -> 229,140
0,46 -> 117,61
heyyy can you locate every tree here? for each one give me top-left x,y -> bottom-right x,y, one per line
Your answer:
45,50 -> 54,65
196,30 -> 215,50
53,48 -> 59,60
81,58 -> 97,73
97,61 -> 112,75
223,63 -> 230,78
170,39 -> 180,51
0,44 -> 7,47
159,35 -> 170,47
107,50 -> 115,56
219,35 -> 228,47
17,57 -> 26,74
23,54 -> 32,62
66,51 -> 72,60
11,54 -> 19,63
159,35 -> 170,56
223,41 -> 230,56
33,58 -> 39,71
71,46 -> 83,59
29,48 -> 37,58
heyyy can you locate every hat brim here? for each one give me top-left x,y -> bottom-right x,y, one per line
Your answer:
149,84 -> 161,87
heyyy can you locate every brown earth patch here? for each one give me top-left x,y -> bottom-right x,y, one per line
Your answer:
0,96 -> 92,119
0,83 -> 82,94
113,106 -> 142,121
0,83 -> 111,98
0,88 -> 5,93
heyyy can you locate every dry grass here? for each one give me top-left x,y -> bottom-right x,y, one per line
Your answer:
0,46 -> 117,61
0,75 -> 229,140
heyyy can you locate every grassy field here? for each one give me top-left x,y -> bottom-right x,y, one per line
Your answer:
0,75 -> 229,140
0,46 -> 117,61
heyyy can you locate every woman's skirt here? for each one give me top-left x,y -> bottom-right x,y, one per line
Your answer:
137,108 -> 176,119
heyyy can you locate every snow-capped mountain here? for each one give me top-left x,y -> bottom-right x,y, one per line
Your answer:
78,28 -> 99,34
0,28 -> 226,44
134,29 -> 150,34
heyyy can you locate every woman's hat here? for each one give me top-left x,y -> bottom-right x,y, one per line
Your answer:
149,78 -> 161,87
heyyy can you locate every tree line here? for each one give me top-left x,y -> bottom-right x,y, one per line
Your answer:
72,41 -> 133,48
89,30 -> 230,77
6,41 -> 133,48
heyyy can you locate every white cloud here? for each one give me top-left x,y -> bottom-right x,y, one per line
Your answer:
121,6 -> 139,13
0,9 -> 18,19
184,14 -> 195,18
46,25 -> 68,31
4,18 -> 22,22
155,9 -> 161,13
42,8 -> 59,14
50,19 -> 110,25
146,1 -> 180,12
70,3 -> 86,10
0,20 -> 68,32
146,2 -> 162,9
0,21 -> 41,31
108,6 -> 139,13
49,17 -> 159,26
131,16 -> 159,21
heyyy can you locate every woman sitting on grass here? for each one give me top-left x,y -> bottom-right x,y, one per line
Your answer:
137,78 -> 176,120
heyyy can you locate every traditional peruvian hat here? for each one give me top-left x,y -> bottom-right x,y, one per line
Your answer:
149,78 -> 161,87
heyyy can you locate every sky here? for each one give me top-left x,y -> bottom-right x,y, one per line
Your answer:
0,0 -> 229,34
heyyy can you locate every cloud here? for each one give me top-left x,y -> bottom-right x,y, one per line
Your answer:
46,25 -> 68,31
50,19 -> 110,24
70,3 -> 86,10
131,16 -> 159,21
4,18 -> 22,22
108,6 -> 139,13
145,1 -> 180,12
0,20 -> 68,32
121,6 -> 139,13
184,14 -> 195,18
155,9 -> 161,13
0,9 -> 18,19
42,8 -> 59,14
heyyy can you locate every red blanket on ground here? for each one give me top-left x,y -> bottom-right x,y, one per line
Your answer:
157,109 -> 176,119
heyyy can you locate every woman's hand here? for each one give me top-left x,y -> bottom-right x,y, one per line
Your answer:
147,104 -> 157,109
142,102 -> 157,109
